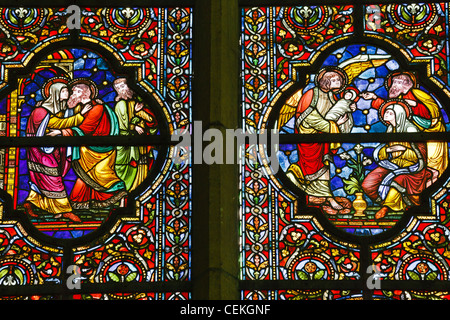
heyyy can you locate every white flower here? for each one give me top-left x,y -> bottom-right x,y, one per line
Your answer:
363,156 -> 372,166
354,144 -> 364,154
339,152 -> 351,160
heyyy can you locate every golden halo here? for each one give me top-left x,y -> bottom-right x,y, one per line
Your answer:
379,98 -> 412,126
41,77 -> 69,100
68,78 -> 98,99
343,86 -> 360,101
314,66 -> 348,93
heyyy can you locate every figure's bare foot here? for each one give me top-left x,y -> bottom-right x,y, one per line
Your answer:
322,205 -> 338,215
62,212 -> 81,223
328,197 -> 343,210
375,206 -> 389,219
308,196 -> 327,205
24,202 -> 38,217
335,197 -> 352,209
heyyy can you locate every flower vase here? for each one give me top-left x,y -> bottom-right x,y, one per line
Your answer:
352,192 -> 367,217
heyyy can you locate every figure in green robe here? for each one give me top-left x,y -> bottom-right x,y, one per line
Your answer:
113,78 -> 157,192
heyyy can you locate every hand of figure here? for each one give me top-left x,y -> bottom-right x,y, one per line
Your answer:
350,102 -> 357,112
135,102 -> 144,112
81,103 -> 93,115
404,98 -> 417,106
336,113 -> 348,125
135,125 -> 144,135
431,118 -> 439,126
47,129 -> 61,136
361,92 -> 377,100
386,145 -> 406,153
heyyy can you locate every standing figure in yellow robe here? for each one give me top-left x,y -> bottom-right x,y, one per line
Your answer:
288,67 -> 353,212
49,80 -> 127,210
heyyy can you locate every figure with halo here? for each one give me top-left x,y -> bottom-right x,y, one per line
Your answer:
361,100 -> 434,219
284,67 -> 353,212
48,78 -> 127,211
361,71 -> 447,182
23,77 -> 93,222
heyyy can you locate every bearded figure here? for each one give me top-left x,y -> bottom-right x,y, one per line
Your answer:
361,71 -> 447,181
54,79 -> 127,210
286,67 -> 353,212
112,78 -> 157,195
24,77 -> 93,222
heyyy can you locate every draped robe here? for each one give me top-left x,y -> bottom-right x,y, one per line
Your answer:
362,104 -> 433,211
114,99 -> 155,191
290,87 -> 341,197
26,107 -> 84,214
362,141 -> 432,211
62,101 -> 126,209
371,89 -> 448,176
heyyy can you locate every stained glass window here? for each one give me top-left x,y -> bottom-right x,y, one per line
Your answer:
0,5 -> 192,300
241,3 -> 450,300
4,0 -> 450,304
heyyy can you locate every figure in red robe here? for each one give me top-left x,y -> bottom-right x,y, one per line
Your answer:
286,67 -> 354,212
361,71 -> 447,180
361,100 -> 433,219
50,80 -> 127,210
